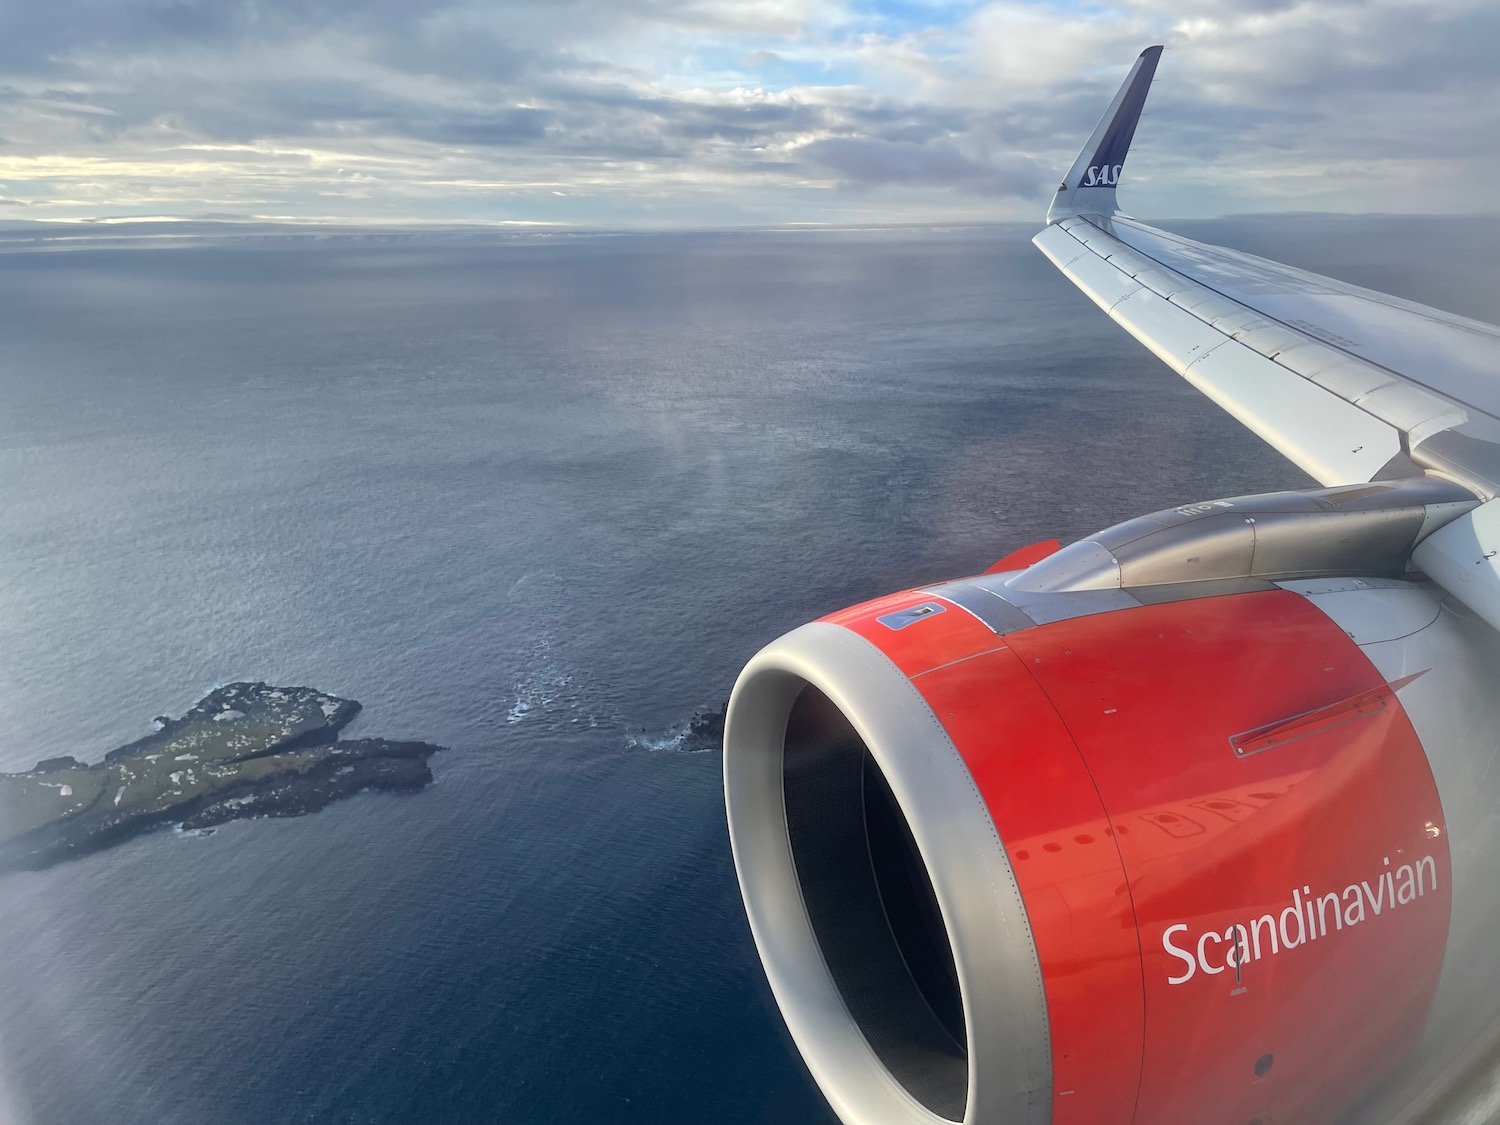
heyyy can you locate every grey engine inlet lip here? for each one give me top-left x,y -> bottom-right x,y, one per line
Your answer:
722,620 -> 1053,1125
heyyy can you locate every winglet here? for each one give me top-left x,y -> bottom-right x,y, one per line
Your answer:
1047,45 -> 1163,224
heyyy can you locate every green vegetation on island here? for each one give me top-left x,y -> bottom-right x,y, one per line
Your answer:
0,682 -> 442,873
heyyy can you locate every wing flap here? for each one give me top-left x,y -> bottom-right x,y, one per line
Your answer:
1037,218 -> 1407,485
1128,266 -> 1184,295
1412,500 -> 1500,633
1355,383 -> 1468,446
1276,346 -> 1372,384
1305,358 -> 1397,400
1061,250 -> 1142,309
1183,343 -> 1403,484
1104,215 -> 1500,449
1032,221 -> 1089,269
1109,287 -> 1225,369
1233,324 -> 1315,359
1173,292 -> 1244,322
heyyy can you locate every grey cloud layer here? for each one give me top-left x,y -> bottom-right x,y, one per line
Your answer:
0,0 -> 1495,223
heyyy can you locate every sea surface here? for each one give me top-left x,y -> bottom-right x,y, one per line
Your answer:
1,215 -> 1498,1125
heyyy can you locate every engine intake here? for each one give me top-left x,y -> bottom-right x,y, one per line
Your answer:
724,622 -> 1051,1125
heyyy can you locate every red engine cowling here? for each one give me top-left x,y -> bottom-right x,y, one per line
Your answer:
724,581 -> 1458,1125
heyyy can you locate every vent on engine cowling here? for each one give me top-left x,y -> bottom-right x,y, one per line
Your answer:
782,685 -> 968,1122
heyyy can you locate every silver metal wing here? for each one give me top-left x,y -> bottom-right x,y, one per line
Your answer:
1036,47 -> 1500,633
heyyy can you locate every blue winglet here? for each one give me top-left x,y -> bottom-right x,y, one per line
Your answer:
1047,45 -> 1163,223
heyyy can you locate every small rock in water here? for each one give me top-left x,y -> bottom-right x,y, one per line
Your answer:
680,703 -> 727,751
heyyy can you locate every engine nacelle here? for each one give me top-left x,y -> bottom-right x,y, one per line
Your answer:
724,480 -> 1500,1125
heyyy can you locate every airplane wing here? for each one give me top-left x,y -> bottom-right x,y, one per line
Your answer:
1035,46 -> 1500,633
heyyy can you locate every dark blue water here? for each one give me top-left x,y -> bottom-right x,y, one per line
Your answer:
1,217 -> 1494,1125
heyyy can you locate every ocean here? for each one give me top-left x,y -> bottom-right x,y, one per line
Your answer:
1,215 -> 1496,1125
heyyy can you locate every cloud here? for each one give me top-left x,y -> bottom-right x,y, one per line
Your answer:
0,0 -> 1494,224
800,135 -> 1043,195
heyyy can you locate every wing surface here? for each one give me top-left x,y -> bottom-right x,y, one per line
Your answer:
1036,47 -> 1500,631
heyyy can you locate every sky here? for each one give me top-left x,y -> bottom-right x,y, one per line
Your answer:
0,0 -> 1497,228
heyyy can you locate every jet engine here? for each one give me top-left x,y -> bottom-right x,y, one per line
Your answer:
724,477 -> 1500,1125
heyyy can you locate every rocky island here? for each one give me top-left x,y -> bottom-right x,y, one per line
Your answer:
680,704 -> 726,752
0,683 -> 443,873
